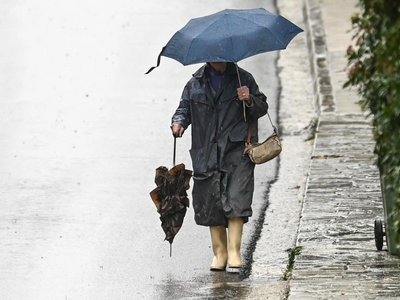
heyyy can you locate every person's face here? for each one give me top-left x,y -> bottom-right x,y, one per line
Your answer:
209,62 -> 227,73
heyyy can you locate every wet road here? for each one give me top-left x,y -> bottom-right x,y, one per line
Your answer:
0,0 -> 279,299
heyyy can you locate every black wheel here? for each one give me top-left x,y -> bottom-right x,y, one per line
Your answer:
374,219 -> 384,251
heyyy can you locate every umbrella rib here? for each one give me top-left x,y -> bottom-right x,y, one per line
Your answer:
234,15 -> 288,49
228,21 -> 237,61
230,36 -> 239,62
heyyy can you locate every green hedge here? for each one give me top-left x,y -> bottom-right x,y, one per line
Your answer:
345,0 -> 400,254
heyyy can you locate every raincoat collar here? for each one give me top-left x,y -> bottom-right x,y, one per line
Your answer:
192,63 -> 238,105
192,63 -> 237,79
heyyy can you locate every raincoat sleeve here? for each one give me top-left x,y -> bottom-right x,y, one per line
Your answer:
171,85 -> 191,129
244,73 -> 268,120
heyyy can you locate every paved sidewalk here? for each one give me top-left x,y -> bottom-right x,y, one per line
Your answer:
290,0 -> 400,299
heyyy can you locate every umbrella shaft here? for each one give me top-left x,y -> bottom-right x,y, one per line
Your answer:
235,63 -> 242,87
235,64 -> 246,122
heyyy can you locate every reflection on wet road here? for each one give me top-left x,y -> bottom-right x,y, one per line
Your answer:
155,272 -> 249,300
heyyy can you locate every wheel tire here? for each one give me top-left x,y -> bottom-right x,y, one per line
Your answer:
374,219 -> 384,251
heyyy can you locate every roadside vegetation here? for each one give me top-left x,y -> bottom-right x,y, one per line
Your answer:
344,0 -> 400,254
305,117 -> 319,141
281,246 -> 302,281
280,246 -> 302,299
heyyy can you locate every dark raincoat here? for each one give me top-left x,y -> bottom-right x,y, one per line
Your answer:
171,63 -> 268,227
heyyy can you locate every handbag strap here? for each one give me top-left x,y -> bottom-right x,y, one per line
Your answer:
266,112 -> 277,132
246,112 -> 277,145
247,119 -> 252,145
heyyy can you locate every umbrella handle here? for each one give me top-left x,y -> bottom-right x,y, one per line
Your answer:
173,136 -> 176,167
235,63 -> 246,122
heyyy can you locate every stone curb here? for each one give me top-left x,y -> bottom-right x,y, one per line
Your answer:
302,0 -> 335,113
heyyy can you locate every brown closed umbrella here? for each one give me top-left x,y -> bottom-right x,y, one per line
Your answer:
150,138 -> 192,256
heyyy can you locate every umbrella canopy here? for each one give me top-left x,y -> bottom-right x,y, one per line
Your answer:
146,8 -> 303,73
150,163 -> 193,256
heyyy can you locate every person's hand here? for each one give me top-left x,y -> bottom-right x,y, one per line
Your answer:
172,124 -> 185,137
237,86 -> 251,102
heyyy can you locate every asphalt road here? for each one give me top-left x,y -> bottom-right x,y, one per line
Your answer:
0,0 -> 279,299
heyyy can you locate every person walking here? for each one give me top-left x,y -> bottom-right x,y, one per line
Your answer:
171,62 -> 268,271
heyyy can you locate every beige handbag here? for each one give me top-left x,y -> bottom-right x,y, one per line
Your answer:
243,113 -> 282,164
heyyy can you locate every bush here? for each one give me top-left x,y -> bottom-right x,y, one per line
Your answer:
345,0 -> 400,253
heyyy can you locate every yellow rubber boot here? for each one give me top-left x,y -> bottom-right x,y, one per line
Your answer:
227,217 -> 244,268
209,226 -> 228,271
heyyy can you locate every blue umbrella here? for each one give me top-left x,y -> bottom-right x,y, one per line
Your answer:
146,8 -> 303,73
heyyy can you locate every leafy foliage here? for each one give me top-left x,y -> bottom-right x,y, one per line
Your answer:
345,0 -> 400,253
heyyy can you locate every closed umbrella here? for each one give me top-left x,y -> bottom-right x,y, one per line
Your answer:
150,139 -> 193,256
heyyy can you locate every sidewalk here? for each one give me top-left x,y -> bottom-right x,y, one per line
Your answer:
289,0 -> 400,299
